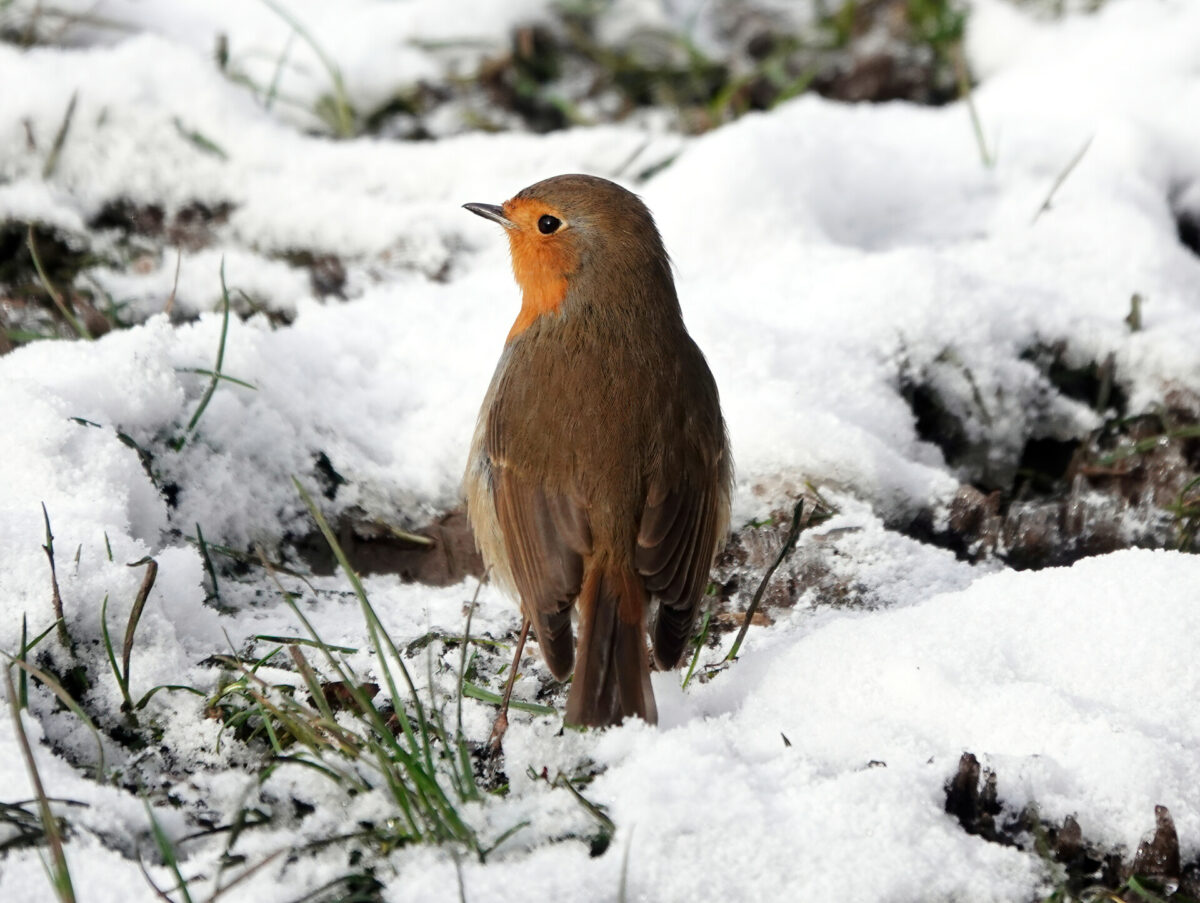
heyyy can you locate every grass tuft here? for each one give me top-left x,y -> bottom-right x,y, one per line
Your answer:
1169,476 -> 1200,552
182,480 -> 527,869
259,0 -> 356,137
290,478 -> 481,848
99,556 -> 157,719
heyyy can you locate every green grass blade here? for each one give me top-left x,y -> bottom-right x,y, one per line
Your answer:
18,615 -> 29,708
121,557 -> 158,710
182,259 -> 233,440
42,90 -> 78,179
175,368 -> 256,390
99,593 -> 132,710
681,607 -> 712,690
143,799 -> 195,903
134,684 -> 206,710
5,668 -> 76,903
27,226 -> 90,340
253,634 -> 358,654
461,682 -> 555,716
195,524 -> 221,605
291,480 -> 432,763
259,0 -> 355,136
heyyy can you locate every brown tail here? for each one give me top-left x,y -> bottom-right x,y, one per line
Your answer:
565,559 -> 657,727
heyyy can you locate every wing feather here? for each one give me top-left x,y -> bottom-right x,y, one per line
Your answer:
489,461 -> 591,680
636,473 -> 725,670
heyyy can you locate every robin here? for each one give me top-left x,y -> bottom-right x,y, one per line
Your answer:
463,174 -> 731,730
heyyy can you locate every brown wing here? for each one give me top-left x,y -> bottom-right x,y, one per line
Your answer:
635,474 -> 725,670
489,461 -> 592,680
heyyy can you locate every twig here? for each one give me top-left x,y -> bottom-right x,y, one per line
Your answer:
1031,135 -> 1093,224
163,249 -> 182,316
726,499 -> 806,661
457,575 -> 485,752
488,617 -> 532,750
134,855 -> 179,903
207,849 -> 285,903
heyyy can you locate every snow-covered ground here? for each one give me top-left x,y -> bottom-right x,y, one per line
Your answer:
2,0 -> 1199,900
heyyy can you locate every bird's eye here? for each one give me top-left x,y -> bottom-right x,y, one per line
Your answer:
537,214 -> 562,235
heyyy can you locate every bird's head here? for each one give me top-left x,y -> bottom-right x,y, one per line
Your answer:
464,174 -> 673,341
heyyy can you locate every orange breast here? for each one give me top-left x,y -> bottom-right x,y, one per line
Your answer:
504,207 -> 579,342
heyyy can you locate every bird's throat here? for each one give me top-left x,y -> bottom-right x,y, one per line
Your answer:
506,233 -> 577,343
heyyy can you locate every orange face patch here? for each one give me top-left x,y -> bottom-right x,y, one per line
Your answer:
501,197 -> 579,342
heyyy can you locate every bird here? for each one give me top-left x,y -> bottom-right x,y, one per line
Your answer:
462,174 -> 731,729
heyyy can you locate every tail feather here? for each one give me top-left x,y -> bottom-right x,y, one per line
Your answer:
565,562 -> 656,727
651,602 -> 696,671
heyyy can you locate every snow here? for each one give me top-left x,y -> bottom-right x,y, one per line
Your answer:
2,0 -> 1200,900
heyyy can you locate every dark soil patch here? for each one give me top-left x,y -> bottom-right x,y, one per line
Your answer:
89,199 -> 234,250
1177,209 -> 1200,258
1021,341 -> 1125,416
899,343 -> 1199,569
934,393 -> 1200,568
89,201 -> 346,315
0,223 -> 87,287
280,250 -> 347,299
807,0 -> 963,106
296,508 -> 485,587
0,222 -> 111,343
359,0 -> 969,141
682,492 -> 843,629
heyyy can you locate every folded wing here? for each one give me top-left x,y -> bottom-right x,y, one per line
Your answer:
635,475 -> 725,669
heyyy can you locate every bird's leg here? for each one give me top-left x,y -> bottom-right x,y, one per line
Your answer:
489,617 -> 531,751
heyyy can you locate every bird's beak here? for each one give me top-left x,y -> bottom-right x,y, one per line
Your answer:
463,202 -> 517,230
